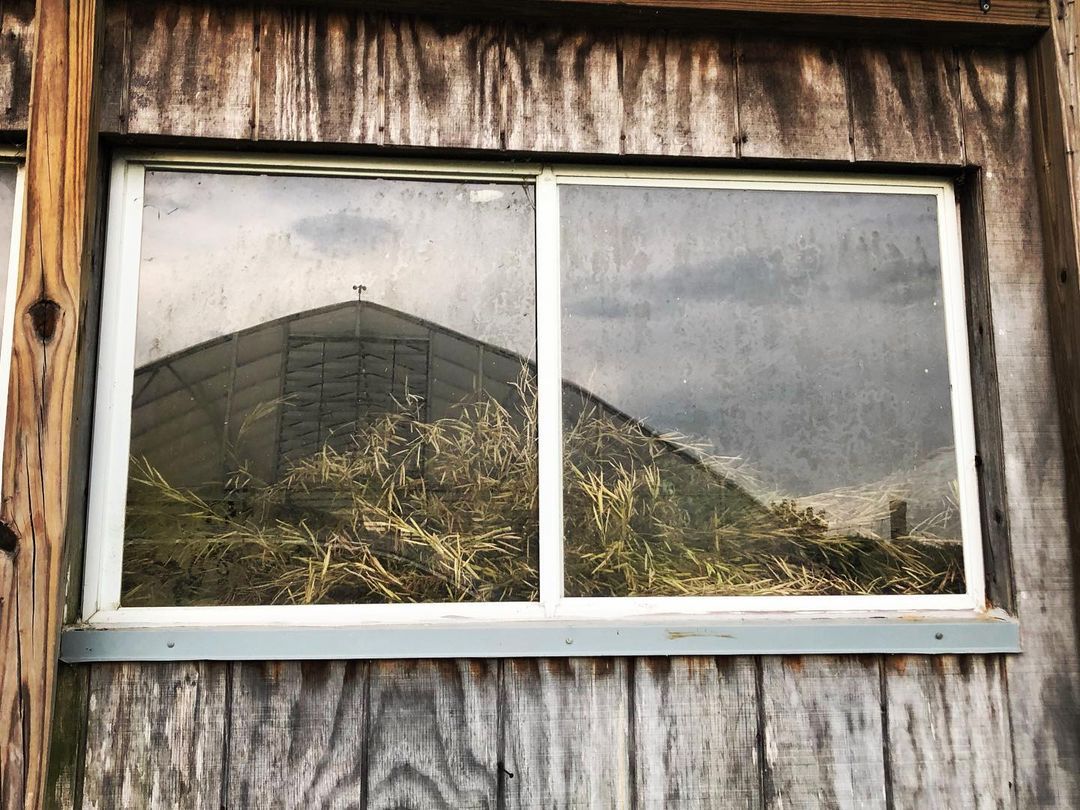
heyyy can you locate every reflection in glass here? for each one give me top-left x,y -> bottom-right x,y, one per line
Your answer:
122,171 -> 538,606
560,185 -> 964,597
0,164 -> 19,465
0,165 -> 17,328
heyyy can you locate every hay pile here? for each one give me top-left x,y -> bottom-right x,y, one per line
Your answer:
122,373 -> 964,606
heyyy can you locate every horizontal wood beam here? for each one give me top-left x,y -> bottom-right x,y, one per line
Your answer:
0,0 -> 101,806
299,0 -> 1049,44
483,0 -> 1048,27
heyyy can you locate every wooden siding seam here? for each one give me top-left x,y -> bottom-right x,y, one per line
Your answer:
620,658 -> 634,807
498,20 -> 508,151
358,660 -> 372,808
841,39 -> 858,161
953,46 -> 967,164
732,33 -> 743,158
218,661 -> 234,810
878,657 -> 895,810
494,659 -> 507,810
118,0 -> 130,134
250,3 -> 262,140
753,656 -> 769,808
999,653 -> 1020,809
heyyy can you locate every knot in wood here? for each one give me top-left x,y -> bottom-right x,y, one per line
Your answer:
0,520 -> 18,555
29,298 -> 61,342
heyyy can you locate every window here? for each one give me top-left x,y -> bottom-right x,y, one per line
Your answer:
74,152 -> 1011,658
0,154 -> 25,472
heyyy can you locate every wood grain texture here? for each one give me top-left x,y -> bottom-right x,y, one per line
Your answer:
81,663 -> 227,810
0,0 -> 34,132
227,661 -> 367,809
97,0 -> 128,133
383,15 -> 501,150
618,29 -> 735,157
631,657 -> 759,809
281,0 -> 1049,48
884,655 -> 1013,808
366,659 -> 498,810
760,656 -> 886,809
43,664 -> 89,810
382,0 -> 1049,30
958,169 -> 1014,610
123,0 -> 255,138
961,47 -> 1080,807
847,44 -> 963,164
503,23 -> 622,154
257,6 -> 380,144
1031,0 -> 1080,648
502,658 -> 631,809
736,36 -> 851,161
18,13 -> 1080,810
0,0 -> 100,805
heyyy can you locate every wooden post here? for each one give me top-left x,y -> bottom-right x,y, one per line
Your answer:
0,0 -> 100,807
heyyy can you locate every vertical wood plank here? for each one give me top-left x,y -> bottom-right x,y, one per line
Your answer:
846,44 -> 964,164
1031,0 -> 1080,713
366,659 -> 498,810
257,6 -> 381,145
736,36 -> 851,161
44,663 -> 89,810
632,657 -> 760,809
958,168 -> 1015,610
227,661 -> 367,809
97,0 -> 129,134
503,24 -> 622,155
0,0 -> 34,132
502,658 -> 631,809
884,655 -> 1013,808
0,0 -> 100,804
125,0 -> 255,139
383,15 -> 502,151
760,656 -> 886,809
81,663 -> 227,810
0,543 -> 20,808
961,47 -> 1080,807
618,29 -> 736,158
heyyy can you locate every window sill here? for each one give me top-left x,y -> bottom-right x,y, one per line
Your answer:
60,610 -> 1020,662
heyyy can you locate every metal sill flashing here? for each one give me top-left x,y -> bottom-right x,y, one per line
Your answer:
60,611 -> 1020,662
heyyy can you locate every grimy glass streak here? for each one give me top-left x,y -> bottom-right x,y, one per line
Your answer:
559,185 -> 964,598
122,170 -> 538,606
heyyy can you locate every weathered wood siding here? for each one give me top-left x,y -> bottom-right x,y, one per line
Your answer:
0,2 -> 1068,808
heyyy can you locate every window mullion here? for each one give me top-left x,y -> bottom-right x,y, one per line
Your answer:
536,167 -> 564,616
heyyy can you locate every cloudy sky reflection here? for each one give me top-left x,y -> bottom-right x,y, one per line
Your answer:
561,185 -> 954,495
137,170 -> 536,366
136,170 -> 958,500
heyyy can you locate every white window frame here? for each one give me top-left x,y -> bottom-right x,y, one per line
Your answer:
68,150 -> 1014,660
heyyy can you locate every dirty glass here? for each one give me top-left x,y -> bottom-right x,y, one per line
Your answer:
0,164 -> 19,458
560,185 -> 965,597
0,165 -> 17,331
122,170 -> 538,606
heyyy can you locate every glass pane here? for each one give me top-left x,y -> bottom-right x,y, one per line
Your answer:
0,165 -> 18,327
560,185 -> 964,597
123,170 -> 538,606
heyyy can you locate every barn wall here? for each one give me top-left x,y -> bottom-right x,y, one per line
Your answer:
0,1 -> 1072,807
